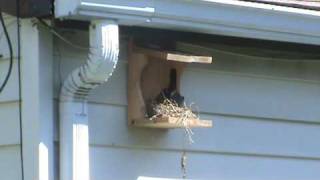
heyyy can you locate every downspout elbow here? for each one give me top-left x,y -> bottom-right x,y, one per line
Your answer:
60,20 -> 119,100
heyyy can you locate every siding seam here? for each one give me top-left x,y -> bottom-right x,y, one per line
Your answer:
54,55 -> 320,84
52,98 -> 320,125
90,144 -> 320,162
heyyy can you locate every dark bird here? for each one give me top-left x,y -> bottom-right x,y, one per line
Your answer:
156,68 -> 185,106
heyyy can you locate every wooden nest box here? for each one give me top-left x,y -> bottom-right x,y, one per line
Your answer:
128,42 -> 213,129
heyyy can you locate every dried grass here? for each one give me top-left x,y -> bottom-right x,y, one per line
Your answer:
150,98 -> 198,143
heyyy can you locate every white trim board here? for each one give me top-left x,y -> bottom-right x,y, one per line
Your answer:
55,0 -> 320,45
21,19 -> 54,180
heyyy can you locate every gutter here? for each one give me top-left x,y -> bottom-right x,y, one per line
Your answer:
59,20 -> 119,180
56,0 -> 320,45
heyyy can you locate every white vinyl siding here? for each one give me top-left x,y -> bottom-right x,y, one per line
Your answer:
0,15 -> 22,180
54,29 -> 320,180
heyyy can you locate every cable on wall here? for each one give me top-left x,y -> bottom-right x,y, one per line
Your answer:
15,0 -> 25,179
0,10 -> 13,93
0,5 -> 24,180
37,18 -> 89,50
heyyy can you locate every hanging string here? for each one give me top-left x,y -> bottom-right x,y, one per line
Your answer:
181,129 -> 190,179
181,150 -> 187,179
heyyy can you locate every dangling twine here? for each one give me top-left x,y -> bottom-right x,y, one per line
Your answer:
181,151 -> 187,179
149,98 -> 201,178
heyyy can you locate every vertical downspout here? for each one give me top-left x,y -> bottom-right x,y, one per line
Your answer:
59,20 -> 119,180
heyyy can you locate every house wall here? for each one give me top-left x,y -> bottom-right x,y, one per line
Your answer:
0,15 -> 22,180
54,29 -> 320,180
1,15 -> 319,180
0,17 -> 54,180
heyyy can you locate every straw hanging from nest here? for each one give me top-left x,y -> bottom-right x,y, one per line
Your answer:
150,98 -> 198,143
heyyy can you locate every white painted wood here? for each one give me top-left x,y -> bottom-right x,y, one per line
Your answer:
21,19 -> 54,180
0,146 -> 22,180
90,146 -> 320,180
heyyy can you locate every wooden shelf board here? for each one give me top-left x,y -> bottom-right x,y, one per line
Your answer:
134,46 -> 212,64
132,117 -> 212,129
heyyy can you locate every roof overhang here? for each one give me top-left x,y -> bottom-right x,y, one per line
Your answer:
55,0 -> 320,45
241,0 -> 320,11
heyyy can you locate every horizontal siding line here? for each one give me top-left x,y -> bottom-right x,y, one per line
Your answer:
0,100 -> 19,105
55,55 -> 320,84
0,57 -> 19,61
185,67 -> 320,85
53,47 -> 320,63
52,141 -> 320,162
53,97 -> 127,108
53,54 -> 127,63
0,144 -> 20,149
90,143 -> 320,162
53,98 -> 320,126
86,100 -> 127,108
190,47 -> 320,62
200,111 -> 320,126
88,100 -> 320,126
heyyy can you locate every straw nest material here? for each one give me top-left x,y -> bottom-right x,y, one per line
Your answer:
149,98 -> 198,143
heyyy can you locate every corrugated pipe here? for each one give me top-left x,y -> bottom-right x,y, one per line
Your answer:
59,20 -> 119,180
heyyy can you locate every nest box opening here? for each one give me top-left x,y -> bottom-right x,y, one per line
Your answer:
128,41 -> 213,129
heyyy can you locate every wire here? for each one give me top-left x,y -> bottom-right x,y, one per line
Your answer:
37,18 -> 89,50
15,0 -> 24,179
176,42 -> 320,62
0,11 -> 13,93
0,19 -> 16,42
0,7 -> 24,180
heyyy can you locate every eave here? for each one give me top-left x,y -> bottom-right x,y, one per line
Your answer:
55,0 -> 320,45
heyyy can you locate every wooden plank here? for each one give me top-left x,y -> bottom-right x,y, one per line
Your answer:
134,47 -> 212,64
128,42 -> 212,128
132,117 -> 212,129
167,53 -> 212,64
127,52 -> 148,124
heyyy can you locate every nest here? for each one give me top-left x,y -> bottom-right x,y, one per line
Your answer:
150,98 -> 198,143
